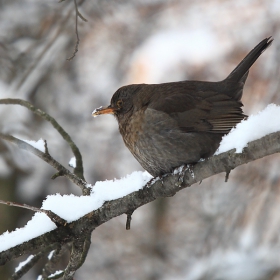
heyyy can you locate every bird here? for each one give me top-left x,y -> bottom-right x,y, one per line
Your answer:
92,37 -> 273,177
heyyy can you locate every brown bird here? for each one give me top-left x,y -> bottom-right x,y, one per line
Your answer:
93,37 -> 273,177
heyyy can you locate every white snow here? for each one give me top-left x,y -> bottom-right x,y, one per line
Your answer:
69,157 -> 76,168
216,104 -> 280,154
19,138 -> 45,153
0,171 -> 152,252
0,213 -> 56,253
15,254 -> 34,272
49,270 -> 64,277
48,250 -> 55,260
41,171 -> 152,222
173,165 -> 195,178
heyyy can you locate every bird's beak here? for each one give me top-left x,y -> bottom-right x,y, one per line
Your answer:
92,105 -> 115,117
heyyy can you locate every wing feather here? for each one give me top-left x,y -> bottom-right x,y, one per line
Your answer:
149,90 -> 246,134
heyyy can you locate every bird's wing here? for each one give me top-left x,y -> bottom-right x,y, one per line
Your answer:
149,91 -> 246,134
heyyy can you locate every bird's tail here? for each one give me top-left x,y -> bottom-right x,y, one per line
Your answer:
226,37 -> 273,83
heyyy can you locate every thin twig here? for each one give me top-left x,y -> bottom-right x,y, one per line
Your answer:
0,133 -> 90,195
0,199 -> 67,227
126,210 -> 134,230
42,244 -> 64,278
11,245 -> 58,280
77,10 -> 88,22
0,98 -> 85,181
225,168 -> 231,182
67,0 -> 80,61
56,0 -> 87,60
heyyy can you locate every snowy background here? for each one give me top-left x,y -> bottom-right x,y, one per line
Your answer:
0,0 -> 280,279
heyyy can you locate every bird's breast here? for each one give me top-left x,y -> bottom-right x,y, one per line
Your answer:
119,108 -> 183,175
119,110 -> 145,150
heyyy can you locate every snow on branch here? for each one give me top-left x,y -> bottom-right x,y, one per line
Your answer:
1,130 -> 280,261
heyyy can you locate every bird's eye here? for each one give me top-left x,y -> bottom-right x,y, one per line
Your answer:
117,99 -> 123,109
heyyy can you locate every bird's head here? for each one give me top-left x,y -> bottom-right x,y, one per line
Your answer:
92,84 -> 144,121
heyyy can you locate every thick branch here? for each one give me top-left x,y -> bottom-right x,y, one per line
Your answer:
63,234 -> 91,279
1,131 -> 279,265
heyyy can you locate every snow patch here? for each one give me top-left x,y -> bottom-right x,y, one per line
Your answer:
19,138 -> 45,153
69,157 -> 76,168
0,171 -> 152,252
216,104 -> 280,154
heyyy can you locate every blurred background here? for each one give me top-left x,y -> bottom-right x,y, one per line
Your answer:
1,0 -> 280,279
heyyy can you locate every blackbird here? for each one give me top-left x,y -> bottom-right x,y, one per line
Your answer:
93,37 -> 273,177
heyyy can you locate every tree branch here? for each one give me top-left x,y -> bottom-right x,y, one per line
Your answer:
11,245 -> 58,280
0,133 -> 90,195
1,131 -> 279,267
0,98 -> 85,181
41,245 -> 65,278
63,234 -> 91,279
66,0 -> 87,60
0,199 -> 66,227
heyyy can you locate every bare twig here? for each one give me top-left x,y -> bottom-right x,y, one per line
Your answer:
0,133 -> 90,195
67,0 -> 82,60
77,9 -> 88,22
0,199 -> 67,227
0,98 -> 85,181
44,139 -> 50,156
225,168 -> 231,182
126,210 -> 134,230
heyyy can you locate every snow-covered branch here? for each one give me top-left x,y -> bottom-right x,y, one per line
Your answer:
0,129 -> 280,278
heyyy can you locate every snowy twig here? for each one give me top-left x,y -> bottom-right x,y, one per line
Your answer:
0,98 -> 85,181
11,245 -> 58,280
0,133 -> 90,195
41,244 -> 68,279
0,199 -> 66,227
